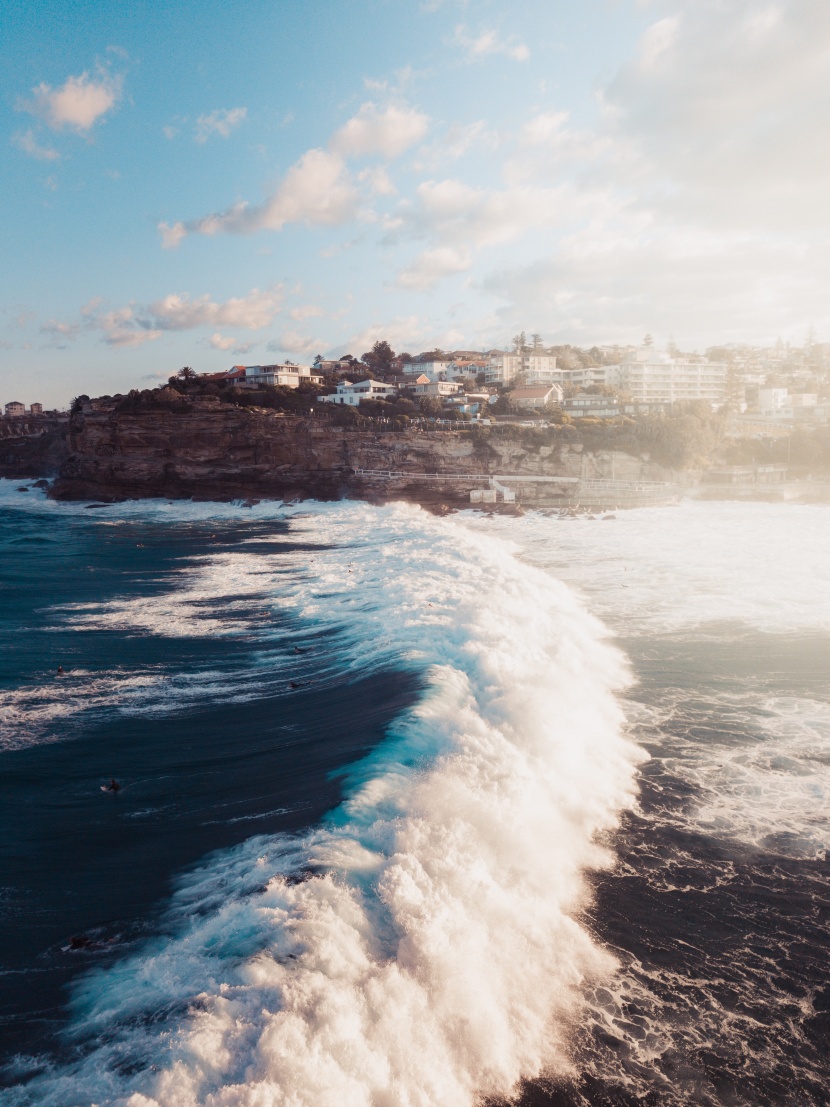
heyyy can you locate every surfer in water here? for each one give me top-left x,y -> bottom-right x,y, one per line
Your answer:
102,778 -> 121,793
57,665 -> 64,676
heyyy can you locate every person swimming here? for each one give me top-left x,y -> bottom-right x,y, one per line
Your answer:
102,778 -> 121,793
57,665 -> 64,675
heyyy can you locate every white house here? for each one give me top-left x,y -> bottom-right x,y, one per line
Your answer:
413,380 -> 462,397
412,360 -> 452,382
4,401 -> 25,417
241,363 -> 323,388
318,380 -> 398,406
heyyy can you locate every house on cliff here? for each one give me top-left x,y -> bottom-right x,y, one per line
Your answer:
319,380 -> 398,406
210,364 -> 323,389
508,385 -> 564,410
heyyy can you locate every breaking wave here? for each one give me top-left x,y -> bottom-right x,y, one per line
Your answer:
7,499 -> 642,1106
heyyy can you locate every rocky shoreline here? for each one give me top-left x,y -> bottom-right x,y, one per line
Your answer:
2,397 -> 828,511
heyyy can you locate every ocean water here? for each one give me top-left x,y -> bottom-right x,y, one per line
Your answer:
0,482 -> 828,1106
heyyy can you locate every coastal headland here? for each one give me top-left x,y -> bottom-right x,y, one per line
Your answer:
3,392 -> 829,509
45,394 -> 679,509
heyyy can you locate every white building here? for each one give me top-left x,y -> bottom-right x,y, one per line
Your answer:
4,401 -> 25,417
413,380 -> 462,397
485,351 -> 558,386
241,363 -> 323,388
618,349 -> 726,404
412,361 -> 452,382
558,365 -> 625,389
318,380 -> 398,406
758,388 -> 789,414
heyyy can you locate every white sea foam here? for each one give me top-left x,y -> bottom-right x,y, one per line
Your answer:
9,500 -> 643,1106
680,694 -> 830,858
469,500 -> 830,636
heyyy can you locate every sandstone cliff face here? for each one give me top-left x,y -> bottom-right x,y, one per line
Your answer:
0,420 -> 68,479
51,398 -> 668,505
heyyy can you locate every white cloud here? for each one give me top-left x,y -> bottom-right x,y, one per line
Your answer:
74,286 -> 283,348
398,178 -> 577,251
41,319 -> 78,339
20,70 -> 122,132
208,332 -> 237,350
412,120 -> 499,171
270,331 -> 324,356
208,333 -> 256,354
330,103 -> 429,159
147,286 -> 284,330
160,149 -> 359,245
396,246 -> 471,290
160,102 -> 428,246
12,129 -> 60,161
158,221 -> 188,249
603,0 -> 830,232
288,305 -> 324,321
358,166 -> 396,197
454,25 -> 529,62
483,221 -> 830,346
345,316 -> 428,355
98,308 -> 161,348
195,107 -> 247,144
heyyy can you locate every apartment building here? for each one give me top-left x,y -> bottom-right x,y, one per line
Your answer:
485,351 -> 558,386
617,349 -> 726,404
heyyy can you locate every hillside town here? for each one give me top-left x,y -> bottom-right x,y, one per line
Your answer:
178,332 -> 830,429
4,334 -> 830,447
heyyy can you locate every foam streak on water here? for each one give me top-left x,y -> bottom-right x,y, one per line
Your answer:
6,497 -> 642,1106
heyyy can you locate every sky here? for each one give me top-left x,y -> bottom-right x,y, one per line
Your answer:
2,0 -> 830,407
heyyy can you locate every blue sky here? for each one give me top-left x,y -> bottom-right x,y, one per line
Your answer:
3,0 -> 830,406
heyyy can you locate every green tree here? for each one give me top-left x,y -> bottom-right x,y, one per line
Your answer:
361,340 -> 396,377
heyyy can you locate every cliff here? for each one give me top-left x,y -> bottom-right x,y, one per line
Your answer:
0,418 -> 69,479
48,396 -> 671,507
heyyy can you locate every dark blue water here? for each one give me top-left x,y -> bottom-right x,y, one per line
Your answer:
0,494 -> 421,1073
3,490 -> 830,1107
522,631 -> 830,1107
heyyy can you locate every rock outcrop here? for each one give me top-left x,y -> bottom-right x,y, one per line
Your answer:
48,397 -> 669,507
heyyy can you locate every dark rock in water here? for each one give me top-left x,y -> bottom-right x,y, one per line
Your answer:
16,486 -> 30,492
85,503 -> 113,509
67,934 -> 94,951
32,479 -> 50,489
241,498 -> 261,508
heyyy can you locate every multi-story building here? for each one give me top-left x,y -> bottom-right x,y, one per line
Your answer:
4,402 -> 25,417
558,365 -> 624,390
617,349 -> 726,404
485,351 -> 558,386
241,363 -> 323,388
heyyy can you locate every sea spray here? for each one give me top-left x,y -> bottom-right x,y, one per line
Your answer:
9,500 -> 644,1106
